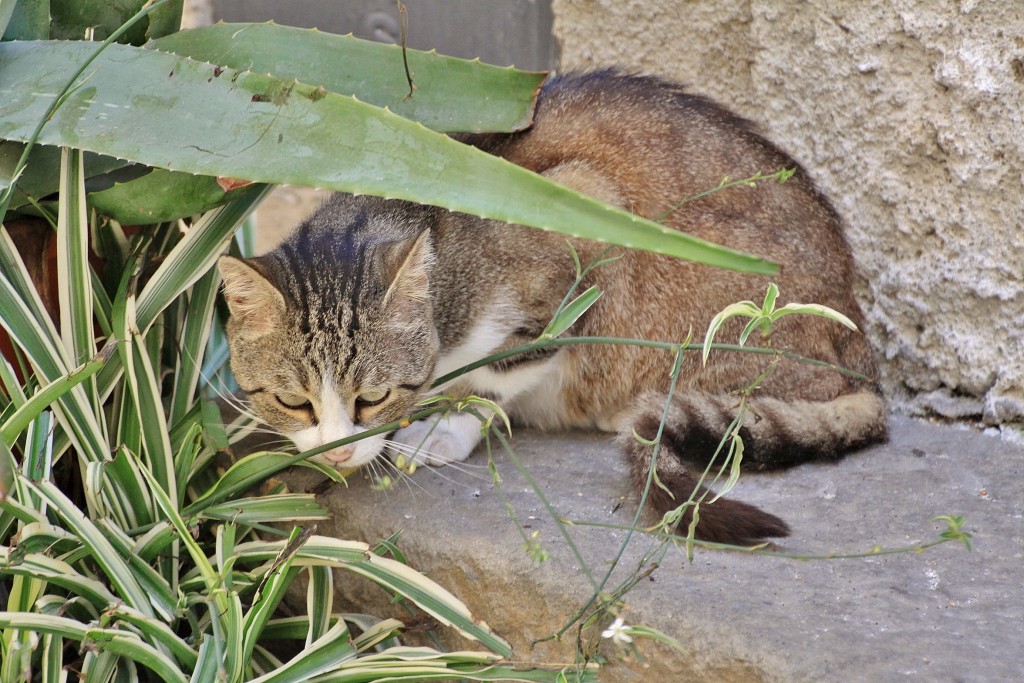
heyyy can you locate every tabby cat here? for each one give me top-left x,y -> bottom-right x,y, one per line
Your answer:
218,70 -> 887,544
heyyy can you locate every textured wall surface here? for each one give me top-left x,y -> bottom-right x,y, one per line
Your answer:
553,1 -> 1024,427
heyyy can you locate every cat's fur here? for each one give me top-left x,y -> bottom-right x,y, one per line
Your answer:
218,70 -> 887,545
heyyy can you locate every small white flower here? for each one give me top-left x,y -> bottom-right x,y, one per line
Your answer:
601,617 -> 633,644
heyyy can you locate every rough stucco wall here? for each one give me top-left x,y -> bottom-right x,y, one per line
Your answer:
552,1 -> 1024,428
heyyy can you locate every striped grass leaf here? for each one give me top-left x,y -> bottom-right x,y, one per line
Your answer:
0,550 -> 116,610
248,618 -> 358,683
189,638 -> 219,683
135,184 -> 271,334
9,520 -> 78,557
234,536 -> 512,657
14,409 -> 51,512
199,494 -> 330,525
110,252 -> 176,499
0,231 -> 108,465
98,447 -> 154,531
306,566 -> 334,647
0,613 -> 188,683
185,451 -> 345,515
311,655 -> 595,683
0,496 -> 48,528
55,148 -> 98,403
167,266 -> 220,429
336,613 -> 402,651
93,519 -> 177,622
80,649 -> 119,683
173,422 -> 203,504
2,412 -> 55,683
0,340 -> 114,445
251,646 -> 287,677
241,527 -> 313,669
41,633 -> 62,683
91,186 -> 269,414
27,479 -> 153,617
214,592 -> 246,683
352,618 -> 405,653
1,562 -> 42,682
0,226 -> 59,335
128,454 -> 220,610
103,606 -> 197,672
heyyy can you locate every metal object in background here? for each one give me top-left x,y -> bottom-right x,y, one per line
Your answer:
215,0 -> 559,71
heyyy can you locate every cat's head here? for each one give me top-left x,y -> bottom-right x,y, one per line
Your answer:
217,195 -> 439,468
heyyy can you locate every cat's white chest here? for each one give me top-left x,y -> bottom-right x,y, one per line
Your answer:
432,316 -> 571,428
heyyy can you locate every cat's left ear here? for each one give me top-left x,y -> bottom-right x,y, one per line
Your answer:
217,256 -> 286,338
382,231 -> 434,309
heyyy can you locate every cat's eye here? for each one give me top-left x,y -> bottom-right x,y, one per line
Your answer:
275,392 -> 311,410
356,388 -> 390,407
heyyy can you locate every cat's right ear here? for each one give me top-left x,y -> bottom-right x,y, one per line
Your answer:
217,256 -> 286,339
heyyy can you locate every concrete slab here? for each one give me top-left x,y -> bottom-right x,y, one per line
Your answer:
280,414 -> 1024,681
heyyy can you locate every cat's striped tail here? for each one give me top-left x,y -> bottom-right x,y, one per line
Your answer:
617,390 -> 887,544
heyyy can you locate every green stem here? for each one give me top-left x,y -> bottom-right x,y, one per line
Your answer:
430,337 -> 867,390
561,518 -> 966,560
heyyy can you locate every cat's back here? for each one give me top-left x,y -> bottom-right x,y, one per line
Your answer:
466,69 -> 827,229
463,69 -> 860,318
460,69 -> 877,408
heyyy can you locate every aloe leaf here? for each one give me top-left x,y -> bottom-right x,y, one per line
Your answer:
49,0 -> 162,45
2,0 -> 49,41
87,167 -> 245,223
0,40 -> 774,272
148,22 -> 546,134
0,2 -> 17,39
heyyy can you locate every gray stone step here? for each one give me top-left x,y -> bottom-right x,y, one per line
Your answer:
280,414 -> 1024,681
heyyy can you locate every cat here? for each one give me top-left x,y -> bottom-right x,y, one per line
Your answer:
217,70 -> 887,545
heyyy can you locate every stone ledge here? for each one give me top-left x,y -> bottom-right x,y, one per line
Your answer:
280,414 -> 1023,681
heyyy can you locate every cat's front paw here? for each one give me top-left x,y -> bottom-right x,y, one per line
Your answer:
391,413 -> 483,467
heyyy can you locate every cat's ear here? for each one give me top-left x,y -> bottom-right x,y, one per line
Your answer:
382,231 -> 434,310
217,256 -> 286,338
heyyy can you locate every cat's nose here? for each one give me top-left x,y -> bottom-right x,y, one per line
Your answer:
322,446 -> 354,464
